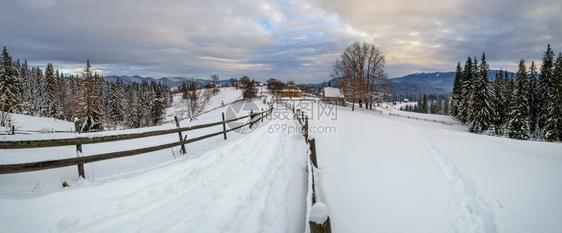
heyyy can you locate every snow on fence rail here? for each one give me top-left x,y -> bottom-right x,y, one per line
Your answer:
0,108 -> 273,177
387,112 -> 461,126
0,127 -> 76,135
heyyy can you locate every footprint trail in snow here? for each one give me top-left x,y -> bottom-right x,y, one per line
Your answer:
410,127 -> 497,233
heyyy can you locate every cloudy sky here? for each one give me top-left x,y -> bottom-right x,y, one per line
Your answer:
1,0 -> 560,82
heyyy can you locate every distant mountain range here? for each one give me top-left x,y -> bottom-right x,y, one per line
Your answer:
315,70 -> 516,101
103,75 -> 232,88
106,70 -> 515,100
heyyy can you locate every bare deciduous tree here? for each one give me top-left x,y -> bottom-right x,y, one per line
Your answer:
330,41 -> 388,111
182,79 -> 211,121
266,78 -> 285,100
211,74 -> 220,95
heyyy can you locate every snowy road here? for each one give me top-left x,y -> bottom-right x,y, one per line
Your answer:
0,118 -> 309,232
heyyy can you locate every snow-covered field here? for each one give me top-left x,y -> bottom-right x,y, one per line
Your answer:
309,102 -> 562,233
0,88 -> 309,232
1,91 -> 561,233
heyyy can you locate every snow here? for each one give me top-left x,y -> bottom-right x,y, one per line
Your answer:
378,102 -> 461,125
308,103 -> 562,233
1,114 -> 75,134
310,202 -> 329,224
2,91 -> 562,232
0,109 -> 308,232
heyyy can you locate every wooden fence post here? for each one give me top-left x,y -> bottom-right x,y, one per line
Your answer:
250,110 -> 254,129
309,138 -> 318,168
174,116 -> 187,154
10,125 -> 15,135
74,122 -> 85,178
261,108 -> 264,122
76,143 -> 85,178
222,112 -> 227,140
305,116 -> 309,142
309,202 -> 332,233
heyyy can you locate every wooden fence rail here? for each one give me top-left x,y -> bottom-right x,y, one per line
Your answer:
0,109 -> 271,175
388,112 -> 461,126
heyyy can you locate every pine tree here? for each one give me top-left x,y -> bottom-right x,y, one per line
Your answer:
504,71 -> 515,119
459,57 -> 474,123
543,53 -> 562,141
421,94 -> 428,113
74,60 -> 103,132
537,44 -> 555,132
106,79 -> 125,129
435,99 -> 443,114
470,53 -> 494,133
417,95 -> 422,113
151,82 -> 166,126
124,87 -> 139,129
0,46 -> 21,126
508,60 -> 530,140
450,62 -> 463,117
492,70 -> 506,135
527,61 -> 540,138
43,63 -> 57,117
443,98 -> 450,115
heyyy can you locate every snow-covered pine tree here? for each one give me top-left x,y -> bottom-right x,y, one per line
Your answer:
492,70 -> 506,135
421,94 -> 428,113
151,82 -> 166,126
450,62 -> 463,117
0,47 -> 22,126
543,53 -> 562,141
443,98 -> 450,115
74,60 -> 103,132
459,56 -> 474,123
43,63 -> 57,117
124,87 -> 139,129
470,53 -> 494,133
416,96 -> 422,113
435,99 -> 443,114
508,60 -> 530,140
106,79 -> 125,129
537,44 -> 555,132
16,60 -> 29,115
527,61 -> 540,138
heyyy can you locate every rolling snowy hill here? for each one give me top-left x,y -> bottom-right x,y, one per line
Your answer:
1,92 -> 561,233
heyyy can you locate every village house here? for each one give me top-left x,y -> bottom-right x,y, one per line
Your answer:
280,84 -> 302,98
322,87 -> 345,106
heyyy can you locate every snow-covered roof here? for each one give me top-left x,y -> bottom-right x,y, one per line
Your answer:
282,84 -> 301,92
323,87 -> 344,98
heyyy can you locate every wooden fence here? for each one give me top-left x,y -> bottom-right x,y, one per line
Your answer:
388,112 -> 462,126
0,108 -> 272,177
287,102 -> 331,233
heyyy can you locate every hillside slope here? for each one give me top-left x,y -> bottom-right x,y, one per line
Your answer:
309,102 -> 562,233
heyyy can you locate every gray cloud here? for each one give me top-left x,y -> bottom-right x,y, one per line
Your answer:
1,0 -> 560,82
314,0 -> 562,75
